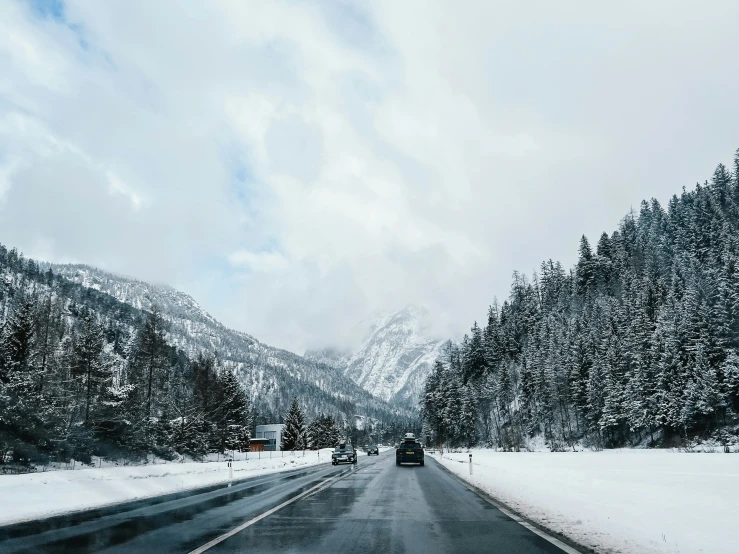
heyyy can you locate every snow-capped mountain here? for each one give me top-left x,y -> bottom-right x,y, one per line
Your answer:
308,306 -> 448,407
49,263 -> 409,423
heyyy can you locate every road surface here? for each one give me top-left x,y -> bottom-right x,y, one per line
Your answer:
0,451 -> 578,553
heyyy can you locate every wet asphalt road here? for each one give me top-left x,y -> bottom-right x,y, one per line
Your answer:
0,451 -> 570,553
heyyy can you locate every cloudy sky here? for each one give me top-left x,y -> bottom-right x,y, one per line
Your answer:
1,0 -> 738,353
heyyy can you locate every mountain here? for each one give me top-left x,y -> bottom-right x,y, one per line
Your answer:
307,306 -> 447,407
48,263 -> 410,425
0,245 -> 421,467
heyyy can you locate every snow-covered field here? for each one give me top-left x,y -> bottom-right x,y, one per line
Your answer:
0,449 -> 333,527
433,449 -> 737,554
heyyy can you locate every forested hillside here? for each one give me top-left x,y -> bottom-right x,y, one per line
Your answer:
0,251 -> 414,469
48,264 -> 407,426
423,150 -> 739,451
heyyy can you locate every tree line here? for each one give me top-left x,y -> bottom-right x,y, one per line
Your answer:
280,398 -> 421,450
280,399 -> 340,450
423,149 -> 739,451
0,250 -> 251,468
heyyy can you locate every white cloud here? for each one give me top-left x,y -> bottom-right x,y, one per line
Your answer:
228,249 -> 290,273
106,171 -> 143,210
2,0 -> 739,353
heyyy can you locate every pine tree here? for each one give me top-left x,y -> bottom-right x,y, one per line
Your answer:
281,398 -> 306,451
652,305 -> 685,432
71,311 -> 109,424
683,345 -> 724,427
568,319 -> 591,432
443,370 -> 463,446
307,415 -> 341,449
519,357 -> 537,436
306,418 -> 322,450
483,303 -> 501,371
463,322 -> 486,383
596,232 -> 612,259
0,298 -> 50,464
423,361 -> 446,446
221,370 -> 252,452
586,355 -> 606,437
93,383 -> 144,460
722,351 -> 739,412
131,306 -> 170,420
577,235 -> 597,293
0,298 -> 36,381
497,360 -> 514,423
459,385 -> 477,448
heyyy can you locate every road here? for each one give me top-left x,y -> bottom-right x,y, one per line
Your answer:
0,451 -> 577,553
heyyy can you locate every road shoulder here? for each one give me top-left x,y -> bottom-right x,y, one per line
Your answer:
429,456 -> 593,554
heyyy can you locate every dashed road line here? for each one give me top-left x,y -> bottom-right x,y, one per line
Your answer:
187,468 -> 352,553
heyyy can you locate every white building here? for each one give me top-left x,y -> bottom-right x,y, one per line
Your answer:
255,424 -> 285,451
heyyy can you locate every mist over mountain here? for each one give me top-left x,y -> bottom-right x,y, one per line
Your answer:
307,306 -> 448,407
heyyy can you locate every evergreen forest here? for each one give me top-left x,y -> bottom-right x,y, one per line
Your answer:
423,150 -> 739,451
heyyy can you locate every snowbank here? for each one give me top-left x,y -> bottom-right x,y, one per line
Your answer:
433,449 -> 737,554
0,449 -> 333,527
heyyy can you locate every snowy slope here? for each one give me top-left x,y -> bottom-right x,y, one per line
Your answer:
49,264 -> 406,422
309,307 -> 447,406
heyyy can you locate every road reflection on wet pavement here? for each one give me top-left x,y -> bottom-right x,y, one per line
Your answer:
1,452 -> 572,553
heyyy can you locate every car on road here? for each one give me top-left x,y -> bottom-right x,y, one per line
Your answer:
332,443 -> 358,465
396,435 -> 424,466
367,444 -> 379,455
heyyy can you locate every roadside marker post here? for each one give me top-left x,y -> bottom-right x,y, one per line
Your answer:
228,461 -> 233,486
469,453 -> 473,476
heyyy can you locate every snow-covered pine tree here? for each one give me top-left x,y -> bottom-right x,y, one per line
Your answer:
0,298 -> 51,464
463,322 -> 486,384
281,398 -> 306,451
683,345 -> 725,428
221,370 -> 252,453
422,361 -> 445,446
0,297 -> 36,381
483,303 -> 501,372
722,351 -> 739,412
306,418 -> 321,450
130,306 -> 169,421
459,384 -> 477,448
576,235 -> 597,294
71,310 -> 110,424
306,415 -> 341,449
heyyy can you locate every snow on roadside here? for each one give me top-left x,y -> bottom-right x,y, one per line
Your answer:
0,449 -> 333,527
433,449 -> 737,554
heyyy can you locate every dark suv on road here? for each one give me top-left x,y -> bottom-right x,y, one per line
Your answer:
396,436 -> 424,466
332,443 -> 357,465
367,444 -> 379,455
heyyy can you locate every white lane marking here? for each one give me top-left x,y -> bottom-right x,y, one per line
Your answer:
486,501 -> 582,554
187,472 -> 346,554
430,456 -> 582,554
